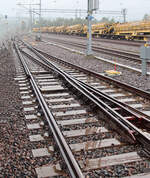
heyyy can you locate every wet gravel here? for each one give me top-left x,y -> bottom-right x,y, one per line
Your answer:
61,122 -> 102,131
27,34 -> 150,91
41,34 -> 146,71
87,161 -> 150,177
66,132 -> 116,144
40,33 -> 140,53
0,45 -> 63,177
75,145 -> 137,159
0,49 -> 37,177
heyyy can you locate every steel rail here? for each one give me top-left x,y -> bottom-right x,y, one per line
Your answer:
20,47 -> 136,143
75,79 -> 150,151
21,46 -> 150,152
88,36 -> 144,47
76,77 -> 150,119
41,38 -> 141,63
13,42 -> 84,178
20,41 -> 150,153
35,33 -> 144,47
47,37 -> 139,57
30,46 -> 150,101
31,41 -> 150,119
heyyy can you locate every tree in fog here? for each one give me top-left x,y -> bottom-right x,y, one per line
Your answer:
32,16 -> 116,27
143,14 -> 150,21
21,21 -> 26,31
100,17 -> 115,24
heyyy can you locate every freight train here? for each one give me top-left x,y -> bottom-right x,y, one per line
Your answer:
32,20 -> 150,41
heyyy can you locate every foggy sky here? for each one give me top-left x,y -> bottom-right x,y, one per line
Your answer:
1,0 -> 150,21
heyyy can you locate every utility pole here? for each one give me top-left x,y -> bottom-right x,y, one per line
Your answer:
17,1 -> 41,40
39,0 -> 42,39
75,9 -> 77,18
122,8 -> 127,23
87,5 -> 93,55
79,9 -> 81,18
29,5 -> 32,32
5,15 -> 9,39
75,1 -> 79,19
86,0 -> 99,56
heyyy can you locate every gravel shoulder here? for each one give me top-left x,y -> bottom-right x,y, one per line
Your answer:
0,49 -> 36,177
39,33 -> 150,73
40,33 -> 140,53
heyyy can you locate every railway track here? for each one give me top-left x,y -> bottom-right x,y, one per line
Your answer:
40,37 -> 142,64
23,41 -> 150,116
39,33 -> 145,47
39,33 -> 140,54
33,35 -> 150,74
88,35 -> 144,47
34,35 -> 150,74
13,39 -> 150,177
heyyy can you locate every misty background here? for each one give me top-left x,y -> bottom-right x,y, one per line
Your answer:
0,0 -> 149,21
1,0 -> 150,41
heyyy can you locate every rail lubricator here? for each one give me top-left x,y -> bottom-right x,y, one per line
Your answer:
20,40 -> 150,156
13,42 -> 84,178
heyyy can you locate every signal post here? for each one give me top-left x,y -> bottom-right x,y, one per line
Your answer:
86,0 -> 99,56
